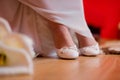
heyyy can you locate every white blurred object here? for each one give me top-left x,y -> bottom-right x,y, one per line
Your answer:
0,18 -> 35,75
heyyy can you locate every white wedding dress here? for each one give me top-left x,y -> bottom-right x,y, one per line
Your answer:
0,0 -> 95,56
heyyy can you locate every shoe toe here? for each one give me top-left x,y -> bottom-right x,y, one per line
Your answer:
57,46 -> 79,59
82,49 -> 100,56
80,44 -> 101,56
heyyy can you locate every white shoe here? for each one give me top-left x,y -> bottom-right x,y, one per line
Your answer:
79,43 -> 100,56
57,45 -> 79,59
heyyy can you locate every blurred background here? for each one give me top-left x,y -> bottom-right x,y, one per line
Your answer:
83,0 -> 120,44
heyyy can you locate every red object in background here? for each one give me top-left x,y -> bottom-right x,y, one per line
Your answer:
83,0 -> 120,39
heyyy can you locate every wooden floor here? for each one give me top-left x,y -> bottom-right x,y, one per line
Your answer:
0,54 -> 120,80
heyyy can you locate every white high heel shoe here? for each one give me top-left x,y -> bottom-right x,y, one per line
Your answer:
57,45 -> 79,59
79,43 -> 100,56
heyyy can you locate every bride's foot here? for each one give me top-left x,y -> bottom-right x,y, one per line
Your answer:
57,45 -> 79,59
79,43 -> 100,56
76,33 -> 100,56
49,22 -> 79,59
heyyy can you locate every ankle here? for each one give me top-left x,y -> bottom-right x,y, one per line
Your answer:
78,38 -> 98,48
76,33 -> 98,48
